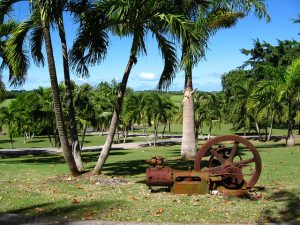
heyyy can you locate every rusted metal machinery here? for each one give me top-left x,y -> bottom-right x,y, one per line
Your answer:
145,135 -> 262,196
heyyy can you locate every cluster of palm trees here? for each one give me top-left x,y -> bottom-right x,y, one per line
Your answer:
0,82 -> 180,148
0,0 -> 269,176
222,39 -> 300,145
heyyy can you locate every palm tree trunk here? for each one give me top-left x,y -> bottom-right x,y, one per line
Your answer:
255,122 -> 263,140
24,131 -> 27,143
9,126 -> 13,149
267,114 -> 274,142
207,125 -> 212,140
58,18 -> 84,171
101,123 -> 104,136
116,126 -> 120,144
47,132 -> 54,147
93,53 -> 136,174
80,125 -> 87,149
181,76 -> 196,160
154,122 -> 158,147
123,127 -> 128,143
286,102 -> 295,146
161,124 -> 167,139
43,26 -> 80,176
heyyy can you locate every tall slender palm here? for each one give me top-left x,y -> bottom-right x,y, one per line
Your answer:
73,83 -> 97,148
121,92 -> 142,142
3,1 -> 80,175
53,0 -> 85,171
0,106 -> 16,149
248,73 -> 284,141
70,0 -> 199,174
278,58 -> 300,146
230,80 -> 254,135
158,0 -> 269,159
194,93 -> 221,140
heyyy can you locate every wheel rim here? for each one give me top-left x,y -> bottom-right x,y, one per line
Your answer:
194,135 -> 262,188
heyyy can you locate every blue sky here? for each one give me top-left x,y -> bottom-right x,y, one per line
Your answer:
3,0 -> 300,92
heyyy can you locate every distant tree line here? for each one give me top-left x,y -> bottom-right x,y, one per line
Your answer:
221,39 -> 300,144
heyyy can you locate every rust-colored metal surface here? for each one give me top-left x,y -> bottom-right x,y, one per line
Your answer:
194,135 -> 262,188
171,170 -> 210,194
146,167 -> 173,187
145,135 -> 262,196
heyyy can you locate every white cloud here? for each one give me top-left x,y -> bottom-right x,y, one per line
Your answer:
138,72 -> 156,80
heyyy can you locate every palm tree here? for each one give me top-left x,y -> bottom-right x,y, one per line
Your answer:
3,1 -> 80,175
229,80 -> 254,135
0,15 -> 18,83
278,58 -> 300,146
120,92 -> 142,143
34,87 -> 57,147
0,106 -> 16,149
83,0 -> 199,174
53,0 -> 86,171
248,74 -> 283,141
73,83 -> 97,148
157,0 -> 269,160
194,93 -> 222,140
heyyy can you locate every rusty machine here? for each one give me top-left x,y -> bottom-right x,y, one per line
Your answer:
145,135 -> 262,196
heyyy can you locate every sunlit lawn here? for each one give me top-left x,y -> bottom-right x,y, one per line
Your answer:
0,122 -> 296,149
0,134 -> 147,149
0,139 -> 299,223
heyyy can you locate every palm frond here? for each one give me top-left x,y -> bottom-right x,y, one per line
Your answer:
154,32 -> 178,90
69,16 -> 109,77
30,24 -> 45,67
5,19 -> 32,86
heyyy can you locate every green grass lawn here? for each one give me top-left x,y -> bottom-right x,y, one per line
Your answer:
0,123 -> 295,149
0,139 -> 299,223
0,134 -> 147,149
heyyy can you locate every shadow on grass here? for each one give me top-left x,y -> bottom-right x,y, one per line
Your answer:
0,153 -> 66,164
259,190 -> 300,224
255,143 -> 287,149
0,148 -> 130,165
100,157 -> 203,177
2,199 -> 124,225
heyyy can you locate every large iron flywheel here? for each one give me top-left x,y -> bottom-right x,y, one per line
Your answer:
194,135 -> 262,188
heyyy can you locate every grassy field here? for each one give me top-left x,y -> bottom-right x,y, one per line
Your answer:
0,134 -> 147,149
0,139 -> 299,223
0,122 -> 294,149
0,127 -> 294,150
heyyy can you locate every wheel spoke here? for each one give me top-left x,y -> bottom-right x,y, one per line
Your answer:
204,165 -> 222,173
229,142 -> 239,161
210,149 -> 225,164
233,158 -> 255,166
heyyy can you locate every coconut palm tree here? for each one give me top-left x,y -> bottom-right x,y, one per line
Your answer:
52,0 -> 86,171
0,106 -> 16,149
157,0 -> 269,160
194,92 -> 222,140
73,83 -> 97,148
0,15 -> 18,83
248,71 -> 284,141
120,92 -> 143,143
3,1 -> 80,175
278,58 -> 300,146
74,0 -> 199,174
